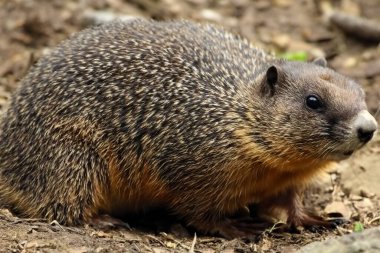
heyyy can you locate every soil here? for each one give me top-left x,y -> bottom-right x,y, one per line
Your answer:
0,0 -> 380,252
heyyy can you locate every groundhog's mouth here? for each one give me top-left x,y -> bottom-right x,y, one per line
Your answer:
327,149 -> 355,161
343,150 -> 354,156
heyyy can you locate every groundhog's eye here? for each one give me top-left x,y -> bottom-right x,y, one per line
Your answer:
306,95 -> 323,110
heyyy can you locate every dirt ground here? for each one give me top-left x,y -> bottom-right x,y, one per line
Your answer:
0,0 -> 380,252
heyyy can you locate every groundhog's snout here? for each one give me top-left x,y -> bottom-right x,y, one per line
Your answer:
353,110 -> 378,143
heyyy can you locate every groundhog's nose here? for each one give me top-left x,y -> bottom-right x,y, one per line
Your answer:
354,110 -> 378,143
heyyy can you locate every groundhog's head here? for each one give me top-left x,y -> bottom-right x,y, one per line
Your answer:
257,59 -> 377,164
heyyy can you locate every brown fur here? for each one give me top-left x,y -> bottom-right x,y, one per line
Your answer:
106,160 -> 171,216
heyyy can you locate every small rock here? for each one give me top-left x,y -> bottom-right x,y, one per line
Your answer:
361,49 -> 377,61
0,209 -> 15,221
282,246 -> 298,253
82,10 -> 140,26
200,9 -> 222,22
95,247 -> 105,253
220,248 -> 234,253
121,230 -> 142,241
200,249 -> 215,253
25,241 -> 39,249
325,186 -> 334,193
272,34 -> 290,49
165,241 -> 177,249
67,247 -> 90,253
25,240 -> 52,249
324,201 -> 352,220
359,189 -> 375,198
302,27 -> 334,42
162,0 -> 183,15
261,238 -> 272,251
353,198 -> 374,211
341,0 -> 361,16
350,195 -> 363,201
364,59 -> 380,78
152,247 -> 171,253
273,0 -> 291,8
342,57 -> 358,68
255,0 -> 271,10
91,231 -> 111,238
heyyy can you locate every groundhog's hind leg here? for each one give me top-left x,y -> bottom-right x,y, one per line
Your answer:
170,199 -> 273,239
210,216 -> 273,239
0,135 -> 109,225
38,143 -> 111,225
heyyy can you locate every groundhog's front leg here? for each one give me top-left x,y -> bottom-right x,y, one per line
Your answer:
259,187 -> 339,230
210,192 -> 321,239
286,190 -> 330,229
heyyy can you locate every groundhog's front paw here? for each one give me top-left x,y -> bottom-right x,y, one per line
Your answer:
287,212 -> 346,232
215,216 -> 272,240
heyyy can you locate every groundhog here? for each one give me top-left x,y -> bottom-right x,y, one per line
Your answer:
0,20 -> 377,239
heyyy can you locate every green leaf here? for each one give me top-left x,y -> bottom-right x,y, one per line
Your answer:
353,222 -> 364,232
279,51 -> 308,62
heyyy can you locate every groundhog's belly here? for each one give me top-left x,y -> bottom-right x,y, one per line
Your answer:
256,162 -> 333,199
100,156 -> 333,218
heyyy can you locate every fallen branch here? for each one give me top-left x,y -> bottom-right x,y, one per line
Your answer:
328,11 -> 380,42
318,0 -> 380,42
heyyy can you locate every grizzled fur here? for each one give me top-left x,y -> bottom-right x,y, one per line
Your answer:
0,20 -> 372,238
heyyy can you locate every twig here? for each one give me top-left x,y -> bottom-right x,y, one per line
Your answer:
189,233 -> 197,253
160,232 -> 191,251
146,234 -> 167,247
368,216 -> 380,224
266,221 -> 285,233
50,220 -> 65,231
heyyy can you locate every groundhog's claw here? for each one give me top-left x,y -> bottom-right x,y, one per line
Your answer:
89,214 -> 131,230
287,212 -> 346,232
326,212 -> 348,226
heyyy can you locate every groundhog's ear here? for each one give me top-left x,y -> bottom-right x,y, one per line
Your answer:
266,66 -> 278,86
267,66 -> 278,86
313,57 -> 327,67
262,65 -> 278,96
